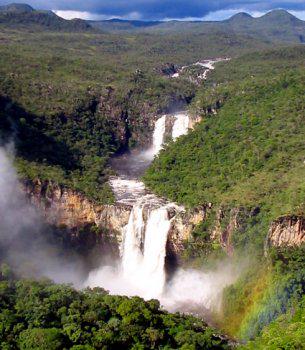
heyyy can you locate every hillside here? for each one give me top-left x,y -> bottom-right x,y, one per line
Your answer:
0,3 -> 92,31
144,45 -> 305,242
0,18 -> 271,203
90,18 -> 161,31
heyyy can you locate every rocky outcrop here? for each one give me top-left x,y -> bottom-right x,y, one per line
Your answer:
211,206 -> 260,255
188,114 -> 203,129
266,216 -> 305,247
22,179 -> 131,244
155,63 -> 179,77
21,179 -> 205,261
167,207 -> 207,257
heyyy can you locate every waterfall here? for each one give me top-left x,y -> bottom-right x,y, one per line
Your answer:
121,205 -> 145,281
172,113 -> 190,140
142,207 -> 171,296
85,61 -> 238,315
152,115 -> 167,154
86,111 -> 192,299
120,204 -> 171,299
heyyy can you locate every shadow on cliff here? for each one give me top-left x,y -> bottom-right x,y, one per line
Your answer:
0,97 -> 120,284
0,95 -> 78,170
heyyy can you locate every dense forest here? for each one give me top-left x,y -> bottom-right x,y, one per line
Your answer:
0,266 -> 231,349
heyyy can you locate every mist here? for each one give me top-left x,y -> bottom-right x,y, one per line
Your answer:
85,258 -> 241,319
0,144 -> 86,286
161,263 -> 241,314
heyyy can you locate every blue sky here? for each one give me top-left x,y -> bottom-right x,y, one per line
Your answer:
1,0 -> 305,21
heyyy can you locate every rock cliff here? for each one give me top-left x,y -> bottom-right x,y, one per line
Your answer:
266,216 -> 305,247
22,179 -> 131,243
21,179 -> 205,262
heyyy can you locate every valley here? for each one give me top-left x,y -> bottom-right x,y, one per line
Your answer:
0,3 -> 305,349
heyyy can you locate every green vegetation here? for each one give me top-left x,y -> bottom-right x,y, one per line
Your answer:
1,7 -> 305,349
0,268 -> 229,349
144,46 -> 305,246
241,296 -> 305,349
144,45 -> 305,344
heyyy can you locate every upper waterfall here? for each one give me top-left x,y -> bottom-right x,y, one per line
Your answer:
152,115 -> 167,154
172,113 -> 190,140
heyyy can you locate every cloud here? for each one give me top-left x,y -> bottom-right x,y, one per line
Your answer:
290,10 -> 305,20
1,0 -> 305,20
54,10 -> 142,21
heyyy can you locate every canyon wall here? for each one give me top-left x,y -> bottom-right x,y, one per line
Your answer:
22,179 -> 131,242
22,179 -> 304,263
266,216 -> 305,247
22,179 -> 205,258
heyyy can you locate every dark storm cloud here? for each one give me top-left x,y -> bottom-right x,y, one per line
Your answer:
0,0 -> 305,19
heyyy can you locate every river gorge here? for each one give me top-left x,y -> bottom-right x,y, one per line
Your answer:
17,57 -> 305,318
83,111 -> 238,315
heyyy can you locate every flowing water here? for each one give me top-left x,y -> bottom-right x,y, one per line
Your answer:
87,112 -> 190,299
86,103 -> 237,314
171,58 -> 230,80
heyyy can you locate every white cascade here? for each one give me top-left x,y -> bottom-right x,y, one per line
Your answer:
152,115 -> 167,154
86,111 -> 192,299
172,113 -> 190,140
121,205 -> 145,281
142,207 -> 171,297
120,204 -> 171,299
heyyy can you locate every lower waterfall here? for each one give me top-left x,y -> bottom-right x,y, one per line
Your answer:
141,206 -> 171,297
119,204 -> 172,298
121,205 -> 145,282
86,111 -> 238,314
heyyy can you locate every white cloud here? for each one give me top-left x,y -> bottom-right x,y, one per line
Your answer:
289,10 -> 305,20
54,10 -> 142,21
202,9 -> 247,21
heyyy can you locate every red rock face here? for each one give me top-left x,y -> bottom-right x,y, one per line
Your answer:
267,216 -> 305,247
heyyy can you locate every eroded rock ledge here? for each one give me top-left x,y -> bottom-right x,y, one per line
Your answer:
266,216 -> 305,247
21,179 -> 205,259
21,179 -> 131,243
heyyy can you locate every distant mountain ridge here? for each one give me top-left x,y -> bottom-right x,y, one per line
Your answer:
0,3 -> 34,13
91,9 -> 305,43
0,2 -> 92,31
1,3 -> 305,43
